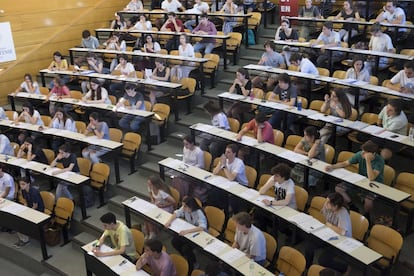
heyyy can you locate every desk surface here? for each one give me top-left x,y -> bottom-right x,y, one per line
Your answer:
158,157 -> 383,266
0,198 -> 50,224
95,28 -> 231,39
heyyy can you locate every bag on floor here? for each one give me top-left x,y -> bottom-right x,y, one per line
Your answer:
149,122 -> 161,145
83,185 -> 95,208
44,223 -> 61,246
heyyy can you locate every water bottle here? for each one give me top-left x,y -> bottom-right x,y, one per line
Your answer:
249,259 -> 255,276
297,98 -> 302,111
409,127 -> 414,142
279,272 -> 285,276
250,92 -> 254,101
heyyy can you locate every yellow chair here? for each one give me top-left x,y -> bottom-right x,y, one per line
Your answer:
307,196 -> 326,223
263,231 -> 277,268
204,205 -> 225,238
191,269 -> 205,276
294,185 -> 308,212
53,197 -> 75,245
40,191 -> 55,215
42,149 -> 55,165
121,132 -> 142,174
273,129 -> 284,147
347,112 -> 379,148
174,77 -> 197,115
70,90 -> 83,100
226,32 -> 243,65
307,264 -> 326,276
394,172 -> 414,234
169,186 -> 180,208
5,110 -> 17,120
223,217 -> 236,245
228,117 -> 240,133
144,100 -> 152,111
10,142 -> 19,156
152,103 -> 171,142
284,135 -> 302,151
40,115 -> 52,126
256,174 -> 274,197
109,95 -> 117,105
131,228 -> 145,256
276,246 -> 306,276
203,151 -> 212,171
39,86 -> 50,96
389,49 -> 414,73
383,164 -> 396,186
297,96 -> 308,109
170,254 -> 189,276
366,224 -> 403,273
75,120 -> 87,134
77,157 -> 91,177
90,163 -> 110,207
245,165 -> 258,188
350,210 -> 369,241
109,127 -> 123,143
203,53 -> 220,88
309,100 -> 329,114
324,144 -> 335,164
312,67 -> 331,94
337,151 -> 359,173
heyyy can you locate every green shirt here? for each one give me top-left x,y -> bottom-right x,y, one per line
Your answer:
103,220 -> 138,259
348,151 -> 384,183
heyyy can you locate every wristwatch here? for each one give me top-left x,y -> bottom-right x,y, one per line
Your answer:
221,165 -> 226,169
270,200 -> 273,206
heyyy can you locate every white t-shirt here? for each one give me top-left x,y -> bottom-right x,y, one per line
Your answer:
226,157 -> 248,186
22,110 -> 43,126
114,62 -> 135,76
345,68 -> 370,82
390,69 -> 414,90
133,21 -> 152,30
183,146 -> 204,168
84,87 -> 111,104
234,225 -> 266,262
369,33 -> 394,64
272,178 -> 297,209
0,172 -> 15,200
51,118 -> 77,132
212,112 -> 230,130
381,7 -> 406,32
299,58 -> 318,75
0,134 -> 14,156
187,2 -> 209,14
317,30 -> 340,45
20,81 -> 40,94
161,0 -> 182,12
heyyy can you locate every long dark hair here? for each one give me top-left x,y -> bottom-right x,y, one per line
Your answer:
332,88 -> 352,119
182,196 -> 208,227
90,79 -> 102,100
22,102 -> 34,116
54,107 -> 73,123
148,175 -> 172,196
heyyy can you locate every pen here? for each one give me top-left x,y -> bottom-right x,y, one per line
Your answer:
192,232 -> 200,238
155,213 -> 162,219
328,236 -> 339,241
119,260 -> 127,266
207,238 -> 214,245
204,175 -> 212,180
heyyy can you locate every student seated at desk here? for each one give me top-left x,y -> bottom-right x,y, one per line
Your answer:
81,29 -> 99,50
135,239 -> 177,275
116,84 -> 145,132
49,108 -> 77,152
13,177 -> 45,249
149,58 -> 171,106
289,53 -> 319,74
50,143 -> 80,200
0,164 -> 15,200
334,0 -> 360,43
17,137 -> 48,165
184,0 -> 210,32
192,13 -> 217,54
0,133 -> 14,156
135,34 -> 162,70
345,55 -> 371,108
220,0 -> 238,35
385,60 -> 414,94
375,0 -> 407,35
14,73 -> 40,95
130,14 -> 152,32
80,53 -> 106,93
236,112 -> 274,144
124,0 -> 144,11
109,54 -> 136,95
378,99 -> 408,135
319,88 -> 352,144
82,112 -> 110,164
366,23 -> 395,73
171,34 -> 195,80
47,51 -> 69,89
161,12 -> 185,51
298,0 -> 321,39
162,0 -> 185,12
305,192 -> 352,272
275,18 -> 299,41
82,78 -> 111,105
311,21 -> 343,68
165,196 -> 207,271
251,40 -> 286,91
227,68 -> 252,123
232,212 -> 266,265
47,76 -> 71,115
259,163 -> 297,209
94,212 -> 138,263
110,12 -> 126,30
16,102 -> 44,126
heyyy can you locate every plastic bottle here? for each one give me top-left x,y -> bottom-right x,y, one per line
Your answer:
409,127 -> 414,142
249,259 -> 255,276
250,92 -> 254,101
297,98 -> 302,111
279,272 -> 285,276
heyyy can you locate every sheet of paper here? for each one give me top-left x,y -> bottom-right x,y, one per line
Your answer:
349,121 -> 369,130
287,212 -> 313,225
335,238 -> 363,253
278,151 -> 308,163
44,167 -> 61,176
362,125 -> 385,135
0,202 -> 26,215
298,217 -> 325,233
58,171 -> 75,180
329,168 -> 355,179
7,158 -> 28,167
204,239 -> 228,255
110,260 -> 135,274
312,227 -> 339,241
255,195 -> 285,210
241,136 -> 258,147
192,123 -> 215,132
127,197 -> 157,214
345,172 -> 366,183
219,92 -> 245,100
220,248 -> 246,264
162,158 -> 182,169
169,218 -> 196,233
238,189 -> 259,200
377,130 -> 406,142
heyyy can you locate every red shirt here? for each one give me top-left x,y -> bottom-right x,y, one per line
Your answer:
51,85 -> 70,97
246,119 -> 275,144
165,19 -> 184,32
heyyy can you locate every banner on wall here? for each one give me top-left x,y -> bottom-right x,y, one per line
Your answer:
279,0 -> 299,18
0,22 -> 16,63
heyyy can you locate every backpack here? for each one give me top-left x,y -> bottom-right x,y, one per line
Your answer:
243,29 -> 256,45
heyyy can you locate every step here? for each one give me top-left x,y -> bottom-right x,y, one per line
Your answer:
115,169 -> 154,199
44,243 -> 86,276
72,232 -> 97,251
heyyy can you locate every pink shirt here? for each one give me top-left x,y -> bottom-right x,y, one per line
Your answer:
246,119 -> 274,144
146,252 -> 177,276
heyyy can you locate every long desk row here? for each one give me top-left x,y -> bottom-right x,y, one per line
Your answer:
122,195 -> 274,276
190,123 -> 411,227
157,157 -> 383,273
38,69 -> 184,121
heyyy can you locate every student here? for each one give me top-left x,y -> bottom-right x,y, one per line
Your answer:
47,76 -> 71,115
93,212 -> 138,262
16,102 -> 44,126
274,18 -> 299,41
135,239 -> 177,275
334,0 -> 360,42
298,0 -> 321,39
345,55 -> 371,107
116,84 -> 145,132
184,0 -> 210,31
130,14 -> 152,31
82,112 -> 110,164
50,143 -> 80,200
251,40 -> 286,91
82,78 -> 111,105
375,0 -> 407,35
14,177 -> 45,249
15,73 -> 40,95
367,23 -> 395,73
124,0 -> 144,11
160,12 -> 184,51
378,99 -> 408,135
192,13 -> 217,54
109,54 -> 136,95
227,68 -> 252,123
221,0 -> 238,35
259,163 -> 297,209
49,108 -> 77,152
80,53 -> 105,93
171,34 -> 195,80
110,12 -> 127,29
232,212 -> 266,265
149,58 -> 171,106
289,52 -> 319,94
81,29 -> 99,49
161,0 -> 185,12
17,137 -> 48,165
236,112 -> 275,144
311,21 -> 342,68
165,196 -> 207,271
385,60 -> 414,94
0,164 -> 15,200
144,176 -> 176,240
0,133 -> 15,156
47,51 -> 69,88
213,144 -> 248,186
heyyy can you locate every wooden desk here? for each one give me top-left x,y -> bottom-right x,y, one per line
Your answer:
122,196 -> 274,275
94,28 -> 231,69
157,158 -> 383,271
0,198 -> 51,260
68,47 -> 209,94
0,154 -> 90,219
38,69 -> 184,121
82,241 -> 150,276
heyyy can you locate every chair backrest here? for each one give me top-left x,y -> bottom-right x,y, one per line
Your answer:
350,210 -> 369,241
77,157 -> 92,177
284,135 -> 302,151
109,128 -> 123,142
122,132 -> 142,156
309,100 -> 327,113
245,165 -> 257,188
337,151 -> 359,173
224,217 -> 236,244
152,103 -> 170,122
273,129 -> 284,146
41,115 -> 52,126
131,228 -> 145,255
203,151 -> 212,171
170,253 -> 189,276
276,246 -> 306,276
294,185 -> 308,212
394,172 -> 414,202
332,70 -> 346,79
39,86 -> 49,95
181,77 -> 196,94
144,100 -> 152,111
307,264 -> 326,276
40,191 -> 55,215
324,144 -> 335,164
90,163 -> 110,189
383,164 -> 396,186
361,112 -> 379,124
263,231 -> 277,267
70,90 -> 83,100
191,269 -> 205,276
169,186 -> 180,208
369,76 -> 379,86
54,197 -> 75,226
256,174 -> 274,196
204,205 -> 225,237
297,96 -> 308,109
75,120 -> 86,133
203,53 -> 220,71
367,224 -> 403,267
109,95 -> 117,105
307,196 -> 326,223
252,87 -> 264,99
317,67 -> 330,77
228,117 -> 240,133
42,149 -> 55,165
10,142 -> 19,156
349,108 -> 358,121
5,110 -> 17,120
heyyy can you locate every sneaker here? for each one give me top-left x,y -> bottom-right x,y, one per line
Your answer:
13,240 -> 30,249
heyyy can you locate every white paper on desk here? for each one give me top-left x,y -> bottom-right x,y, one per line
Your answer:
128,198 -> 157,214
255,195 -> 285,210
0,203 -> 26,215
7,158 -> 28,167
44,167 -> 61,176
363,125 -> 385,135
192,123 -> 215,132
346,172 -> 366,183
221,181 -> 238,190
336,237 -> 363,253
58,171 -> 75,180
349,121 -> 369,130
238,189 -> 259,200
329,168 -> 354,179
162,158 -> 183,169
377,130 -> 406,142
297,217 -> 325,233
341,78 -> 358,84
204,239 -> 228,255
220,92 -> 245,100
308,113 -> 328,121
42,128 -> 56,134
241,136 -> 258,147
287,212 -> 313,225
220,248 -> 246,264
312,227 -> 339,241
83,136 -> 101,144
169,218 -> 195,233
299,108 -> 319,116
278,151 -> 308,163
354,80 -> 368,86
111,261 -> 135,275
